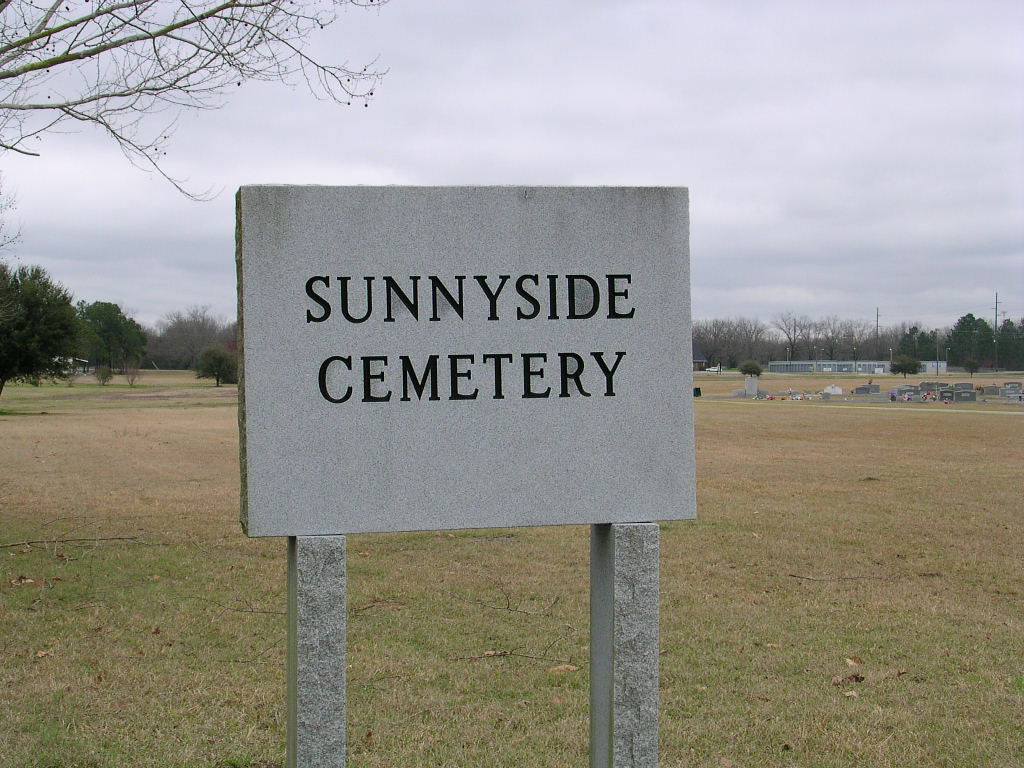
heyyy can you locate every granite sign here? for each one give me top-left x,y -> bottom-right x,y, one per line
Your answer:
236,185 -> 695,536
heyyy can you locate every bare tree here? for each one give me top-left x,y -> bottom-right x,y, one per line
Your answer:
732,317 -> 770,363
0,0 -> 385,191
692,318 -> 732,368
147,304 -> 225,369
771,312 -> 812,360
838,319 -> 873,360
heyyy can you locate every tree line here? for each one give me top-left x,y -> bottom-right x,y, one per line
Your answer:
694,311 -> 1024,371
1,263 -> 237,395
3,263 -> 1022,397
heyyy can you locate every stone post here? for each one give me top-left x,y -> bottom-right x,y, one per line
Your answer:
590,523 -> 661,768
288,535 -> 347,768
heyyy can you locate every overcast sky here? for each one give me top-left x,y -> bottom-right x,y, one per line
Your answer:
3,0 -> 1022,330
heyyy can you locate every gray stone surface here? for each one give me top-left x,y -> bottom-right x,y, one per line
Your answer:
744,375 -> 758,397
591,523 -> 661,768
288,535 -> 347,768
237,186 -> 695,536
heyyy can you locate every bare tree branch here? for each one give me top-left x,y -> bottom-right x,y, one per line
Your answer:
0,0 -> 387,196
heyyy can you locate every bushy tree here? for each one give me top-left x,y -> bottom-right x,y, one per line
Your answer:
0,263 -> 78,397
890,355 -> 920,378
739,360 -> 763,377
897,325 -> 938,361
996,318 -> 1023,371
947,314 -> 994,368
77,301 -> 146,372
195,347 -> 237,386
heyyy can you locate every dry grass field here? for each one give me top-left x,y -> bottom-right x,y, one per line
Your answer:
2,371 -> 1022,767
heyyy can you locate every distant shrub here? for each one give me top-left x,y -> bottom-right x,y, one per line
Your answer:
739,360 -> 763,377
195,347 -> 237,387
124,358 -> 141,387
890,355 -> 919,378
95,365 -> 113,385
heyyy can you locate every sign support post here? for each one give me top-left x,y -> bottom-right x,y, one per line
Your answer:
590,523 -> 661,768
287,535 -> 348,768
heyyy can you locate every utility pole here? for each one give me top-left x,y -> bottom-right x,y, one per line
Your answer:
875,307 -> 881,360
993,292 -> 1000,371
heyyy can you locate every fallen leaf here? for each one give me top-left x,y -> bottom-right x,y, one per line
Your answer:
11,576 -> 35,586
843,690 -> 859,698
846,656 -> 864,666
152,627 -> 161,635
34,650 -> 50,658
547,664 -> 579,674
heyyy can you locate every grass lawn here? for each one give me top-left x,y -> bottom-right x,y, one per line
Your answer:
1,374 -> 1022,767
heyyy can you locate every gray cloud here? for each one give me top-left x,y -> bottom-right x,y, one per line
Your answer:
3,0 -> 1021,330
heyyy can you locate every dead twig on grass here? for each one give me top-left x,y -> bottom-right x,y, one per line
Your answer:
788,573 -> 893,582
455,647 -> 582,665
1,536 -> 141,549
446,589 -> 559,617
228,643 -> 281,664
352,598 -> 405,613
183,596 -> 286,616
